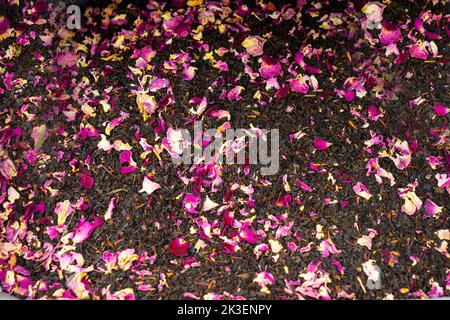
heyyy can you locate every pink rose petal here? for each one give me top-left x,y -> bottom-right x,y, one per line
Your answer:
80,173 -> 94,189
423,199 -> 443,218
169,238 -> 189,257
314,138 -> 332,151
353,182 -> 372,200
434,104 -> 449,116
242,36 -> 266,56
139,176 -> 161,195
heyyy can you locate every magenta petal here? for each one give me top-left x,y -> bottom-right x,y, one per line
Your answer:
259,56 -> 282,79
368,104 -> 383,121
296,179 -> 313,192
410,42 -> 428,59
433,104 -> 449,116
239,227 -> 259,244
423,199 -> 443,218
182,193 -> 201,214
314,138 -> 332,150
353,182 -> 372,200
80,173 -> 94,189
290,77 -> 309,93
379,24 -> 402,45
169,238 -> 189,257
119,166 -> 136,174
0,16 -> 9,34
344,90 -> 355,102
331,259 -> 345,273
72,217 -> 99,244
223,211 -> 235,226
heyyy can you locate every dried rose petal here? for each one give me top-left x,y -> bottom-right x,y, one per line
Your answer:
368,105 -> 383,121
169,238 -> 189,257
353,182 -> 372,200
0,16 -> 10,34
72,216 -> 103,244
259,56 -> 282,79
433,104 -> 449,116
314,138 -> 332,151
423,199 -> 443,218
139,176 -> 161,195
242,36 -> 266,56
80,173 -> 94,189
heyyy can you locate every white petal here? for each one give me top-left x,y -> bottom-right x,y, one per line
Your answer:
139,176 -> 161,195
202,196 -> 219,211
